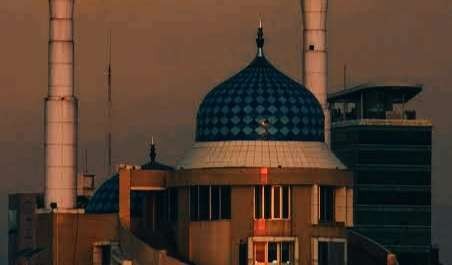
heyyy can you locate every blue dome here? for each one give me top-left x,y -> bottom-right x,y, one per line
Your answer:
196,56 -> 324,142
85,174 -> 146,214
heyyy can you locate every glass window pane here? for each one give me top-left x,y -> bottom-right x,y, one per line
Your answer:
190,186 -> 199,221
283,186 -> 289,219
220,186 -> 231,219
199,186 -> 210,220
170,188 -> 178,222
320,187 -> 334,223
329,242 -> 345,265
255,186 -> 262,219
281,242 -> 291,263
318,242 -> 329,265
264,186 -> 271,219
268,242 -> 277,263
255,242 -> 266,262
274,187 -> 281,218
211,186 -> 220,220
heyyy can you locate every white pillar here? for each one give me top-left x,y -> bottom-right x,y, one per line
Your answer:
45,0 -> 78,209
301,0 -> 330,145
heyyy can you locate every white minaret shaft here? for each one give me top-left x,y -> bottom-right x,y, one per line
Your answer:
301,0 -> 330,145
45,0 -> 78,209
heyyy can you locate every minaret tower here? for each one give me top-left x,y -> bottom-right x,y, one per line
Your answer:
301,0 -> 330,145
44,0 -> 78,209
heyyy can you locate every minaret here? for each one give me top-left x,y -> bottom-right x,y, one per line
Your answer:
301,0 -> 331,145
44,0 -> 78,209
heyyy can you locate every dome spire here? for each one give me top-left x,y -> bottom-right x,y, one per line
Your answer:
150,137 -> 156,164
256,17 -> 264,57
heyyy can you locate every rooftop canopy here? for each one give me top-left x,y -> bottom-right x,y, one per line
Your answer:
328,82 -> 423,104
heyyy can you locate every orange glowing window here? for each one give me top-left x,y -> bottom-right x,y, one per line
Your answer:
255,242 -> 266,263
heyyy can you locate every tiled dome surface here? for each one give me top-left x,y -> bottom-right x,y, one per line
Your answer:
85,174 -> 144,214
196,56 -> 324,142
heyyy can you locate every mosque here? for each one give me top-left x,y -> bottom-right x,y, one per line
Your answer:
9,1 -> 433,265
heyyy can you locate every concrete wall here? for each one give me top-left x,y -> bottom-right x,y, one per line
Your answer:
189,221 -> 231,265
35,212 -> 118,265
119,225 -> 185,265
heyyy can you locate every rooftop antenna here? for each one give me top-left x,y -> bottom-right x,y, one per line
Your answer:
105,30 -> 113,176
84,148 -> 88,175
344,64 -> 347,88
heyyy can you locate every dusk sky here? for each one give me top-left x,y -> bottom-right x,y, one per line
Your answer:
1,0 -> 451,263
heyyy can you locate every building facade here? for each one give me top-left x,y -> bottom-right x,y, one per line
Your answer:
329,83 -> 432,265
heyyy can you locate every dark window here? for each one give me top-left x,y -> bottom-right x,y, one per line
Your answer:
357,170 -> 431,186
190,185 -> 231,221
101,245 -> 111,265
357,189 -> 430,205
320,186 -> 335,223
255,186 -> 290,219
211,186 -> 220,220
264,186 -> 272,219
190,186 -> 199,221
282,186 -> 290,219
220,186 -> 231,219
199,186 -> 210,220
281,242 -> 291,263
309,45 -> 315,50
274,187 -> 281,218
268,242 -> 277,263
168,188 -> 178,222
318,241 -> 345,265
255,185 -> 262,218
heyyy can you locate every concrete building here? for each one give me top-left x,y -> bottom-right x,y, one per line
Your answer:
329,83 -> 432,265
9,25 -> 401,265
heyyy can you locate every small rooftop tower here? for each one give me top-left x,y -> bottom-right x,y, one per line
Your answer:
301,0 -> 330,145
44,0 -> 78,209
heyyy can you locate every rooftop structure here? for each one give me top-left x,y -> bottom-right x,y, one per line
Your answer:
329,82 -> 430,126
329,83 -> 432,265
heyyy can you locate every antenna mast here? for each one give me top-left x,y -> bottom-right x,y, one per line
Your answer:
106,31 -> 113,176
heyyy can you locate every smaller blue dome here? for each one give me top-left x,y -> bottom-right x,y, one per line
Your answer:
85,174 -> 147,214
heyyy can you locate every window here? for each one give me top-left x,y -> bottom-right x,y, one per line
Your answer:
190,185 -> 231,221
319,186 -> 335,224
309,45 -> 315,50
253,241 -> 294,265
168,188 -> 178,222
101,245 -> 111,265
318,241 -> 346,265
255,186 -> 290,219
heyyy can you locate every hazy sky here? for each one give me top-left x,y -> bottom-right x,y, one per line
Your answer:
1,0 -> 451,263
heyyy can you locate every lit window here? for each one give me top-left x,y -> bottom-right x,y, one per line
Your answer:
255,185 -> 290,220
190,186 -> 231,221
253,241 -> 294,265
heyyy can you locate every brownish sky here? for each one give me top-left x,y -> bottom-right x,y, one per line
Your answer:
1,0 -> 451,263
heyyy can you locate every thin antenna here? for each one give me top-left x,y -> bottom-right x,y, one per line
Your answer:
343,64 -> 347,88
84,148 -> 88,175
105,30 -> 113,176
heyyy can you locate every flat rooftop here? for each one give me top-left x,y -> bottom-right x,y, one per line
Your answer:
328,82 -> 423,104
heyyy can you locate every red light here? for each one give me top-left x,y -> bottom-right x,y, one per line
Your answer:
254,219 -> 266,235
260,167 -> 268,184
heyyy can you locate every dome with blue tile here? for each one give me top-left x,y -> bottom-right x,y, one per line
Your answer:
196,24 -> 324,142
85,144 -> 173,214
